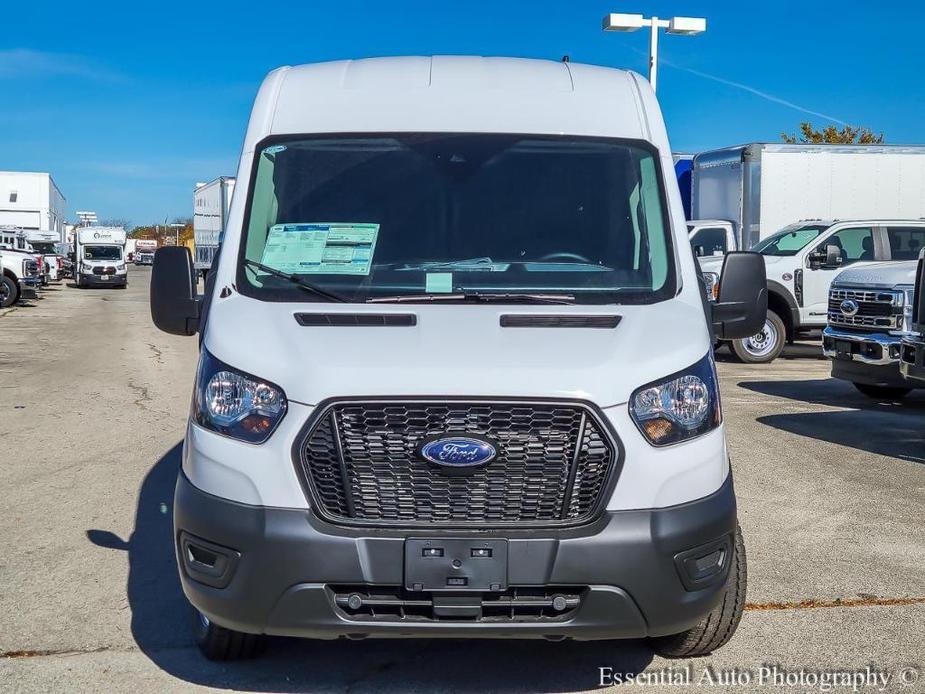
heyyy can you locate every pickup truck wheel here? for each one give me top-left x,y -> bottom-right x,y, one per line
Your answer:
651,523 -> 747,658
193,610 -> 262,661
852,383 -> 912,400
1,275 -> 19,307
730,310 -> 785,363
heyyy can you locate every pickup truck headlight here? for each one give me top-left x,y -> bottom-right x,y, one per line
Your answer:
702,272 -> 720,302
193,350 -> 287,443
900,285 -> 914,332
630,353 -> 721,446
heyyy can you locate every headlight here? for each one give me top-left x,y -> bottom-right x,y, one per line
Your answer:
900,285 -> 914,333
81,262 -> 93,272
702,272 -> 720,302
630,353 -> 721,446
193,350 -> 287,443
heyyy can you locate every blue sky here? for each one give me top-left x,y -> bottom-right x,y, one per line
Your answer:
3,0 -> 923,226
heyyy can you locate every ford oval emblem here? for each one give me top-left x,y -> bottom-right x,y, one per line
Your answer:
840,299 -> 860,316
419,436 -> 497,468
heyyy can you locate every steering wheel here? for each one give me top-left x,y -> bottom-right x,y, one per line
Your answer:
538,252 -> 591,263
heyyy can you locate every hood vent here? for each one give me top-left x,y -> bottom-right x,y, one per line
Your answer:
500,315 -> 621,329
295,313 -> 417,327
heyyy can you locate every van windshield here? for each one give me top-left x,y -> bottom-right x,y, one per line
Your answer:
238,134 -> 676,304
752,224 -> 829,256
84,245 -> 122,261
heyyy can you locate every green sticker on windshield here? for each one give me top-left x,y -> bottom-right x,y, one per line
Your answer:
261,223 -> 379,275
425,272 -> 453,293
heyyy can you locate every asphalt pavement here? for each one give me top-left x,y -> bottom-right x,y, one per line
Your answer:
1,268 -> 923,693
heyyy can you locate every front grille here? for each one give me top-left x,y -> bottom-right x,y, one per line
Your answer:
93,266 -> 116,275
296,400 -> 618,527
828,287 -> 902,331
332,585 -> 585,622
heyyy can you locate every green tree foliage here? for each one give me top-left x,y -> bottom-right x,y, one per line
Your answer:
781,122 -> 884,144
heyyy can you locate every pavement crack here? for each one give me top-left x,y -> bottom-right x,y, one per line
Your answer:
1,646 -> 119,659
745,595 -> 925,611
127,381 -> 152,411
147,343 -> 164,365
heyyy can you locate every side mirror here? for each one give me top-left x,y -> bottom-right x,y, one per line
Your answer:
150,246 -> 200,336
824,244 -> 843,269
712,252 -> 767,340
693,244 -> 705,257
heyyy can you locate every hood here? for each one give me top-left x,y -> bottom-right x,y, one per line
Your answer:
833,260 -> 918,288
203,293 -> 711,408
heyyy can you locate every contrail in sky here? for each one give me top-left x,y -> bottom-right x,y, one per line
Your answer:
660,58 -> 848,126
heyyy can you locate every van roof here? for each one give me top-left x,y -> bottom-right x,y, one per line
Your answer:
244,57 -> 651,151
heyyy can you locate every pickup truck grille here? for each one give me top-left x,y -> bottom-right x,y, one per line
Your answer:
296,400 -> 618,527
828,288 -> 902,331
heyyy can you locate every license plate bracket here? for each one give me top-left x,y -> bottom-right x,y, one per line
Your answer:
404,538 -> 508,592
835,340 -> 854,360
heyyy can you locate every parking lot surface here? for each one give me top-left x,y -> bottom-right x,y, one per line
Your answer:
1,269 -> 924,693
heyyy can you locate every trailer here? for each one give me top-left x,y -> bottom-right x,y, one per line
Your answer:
692,144 -> 925,251
193,176 -> 235,278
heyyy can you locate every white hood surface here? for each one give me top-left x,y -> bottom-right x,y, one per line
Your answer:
833,260 -> 918,287
203,293 -> 711,409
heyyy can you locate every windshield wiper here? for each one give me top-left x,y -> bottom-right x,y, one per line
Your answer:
367,292 -> 575,305
243,259 -> 347,303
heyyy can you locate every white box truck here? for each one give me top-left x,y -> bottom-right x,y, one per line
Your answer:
149,56 -> 769,662
692,144 -> 925,251
194,177 -> 235,278
74,226 -> 127,288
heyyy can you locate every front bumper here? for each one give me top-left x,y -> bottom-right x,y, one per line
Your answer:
78,272 -> 127,286
822,327 -> 902,366
174,471 -> 737,641
823,327 -> 912,387
18,277 -> 40,299
901,336 -> 925,384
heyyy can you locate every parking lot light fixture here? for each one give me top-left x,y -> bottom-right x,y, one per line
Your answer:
602,12 -> 707,91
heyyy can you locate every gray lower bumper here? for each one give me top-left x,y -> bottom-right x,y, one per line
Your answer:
78,273 -> 127,287
901,337 -> 925,384
174,472 -> 737,641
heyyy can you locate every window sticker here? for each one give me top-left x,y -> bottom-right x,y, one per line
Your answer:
260,223 -> 379,275
425,272 -> 454,293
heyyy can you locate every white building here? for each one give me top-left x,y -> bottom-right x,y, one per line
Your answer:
0,171 -> 67,241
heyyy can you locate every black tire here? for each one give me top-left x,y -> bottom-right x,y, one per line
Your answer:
730,309 -> 786,364
852,383 -> 912,400
1,274 -> 19,308
193,610 -> 262,661
651,523 -> 747,658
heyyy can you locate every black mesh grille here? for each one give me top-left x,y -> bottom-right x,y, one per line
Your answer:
296,401 -> 617,526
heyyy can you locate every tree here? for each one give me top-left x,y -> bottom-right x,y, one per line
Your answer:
98,217 -> 133,230
781,122 -> 884,145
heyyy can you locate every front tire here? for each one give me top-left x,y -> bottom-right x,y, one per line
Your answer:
651,523 -> 747,658
731,310 -> 786,364
852,383 -> 911,400
193,610 -> 262,661
0,274 -> 19,308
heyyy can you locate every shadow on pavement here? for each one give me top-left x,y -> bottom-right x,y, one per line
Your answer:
741,379 -> 925,464
87,443 -> 654,692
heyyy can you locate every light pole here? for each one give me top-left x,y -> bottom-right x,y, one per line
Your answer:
602,13 -> 706,92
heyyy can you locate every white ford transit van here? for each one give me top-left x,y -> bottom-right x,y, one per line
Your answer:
150,57 -> 766,661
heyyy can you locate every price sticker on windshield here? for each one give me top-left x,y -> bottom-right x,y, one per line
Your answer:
261,222 -> 379,275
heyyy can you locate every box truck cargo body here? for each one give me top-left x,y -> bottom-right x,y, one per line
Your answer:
692,144 -> 925,251
193,177 -> 235,277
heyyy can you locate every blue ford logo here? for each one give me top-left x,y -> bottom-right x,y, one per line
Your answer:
419,436 -> 497,468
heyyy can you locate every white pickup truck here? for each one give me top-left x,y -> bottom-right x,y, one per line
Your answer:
701,219 -> 925,363
822,261 -> 921,398
0,229 -> 41,307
